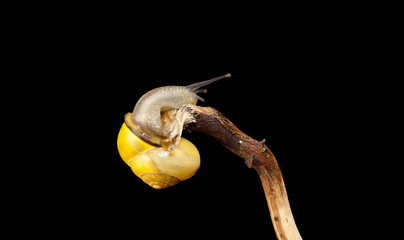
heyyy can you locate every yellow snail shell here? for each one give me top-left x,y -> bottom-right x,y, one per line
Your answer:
117,113 -> 200,189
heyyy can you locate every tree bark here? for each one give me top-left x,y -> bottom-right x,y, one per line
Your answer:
180,105 -> 302,240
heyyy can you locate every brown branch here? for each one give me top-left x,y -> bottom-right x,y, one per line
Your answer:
163,105 -> 302,240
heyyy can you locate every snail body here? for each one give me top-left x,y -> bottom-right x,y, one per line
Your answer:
117,73 -> 231,189
132,86 -> 200,140
132,73 -> 231,141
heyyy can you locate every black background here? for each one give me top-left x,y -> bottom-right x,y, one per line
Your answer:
8,4 -> 373,239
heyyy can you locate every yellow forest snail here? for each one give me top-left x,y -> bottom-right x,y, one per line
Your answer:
117,73 -> 231,189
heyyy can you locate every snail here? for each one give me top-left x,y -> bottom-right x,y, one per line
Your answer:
117,73 -> 231,189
